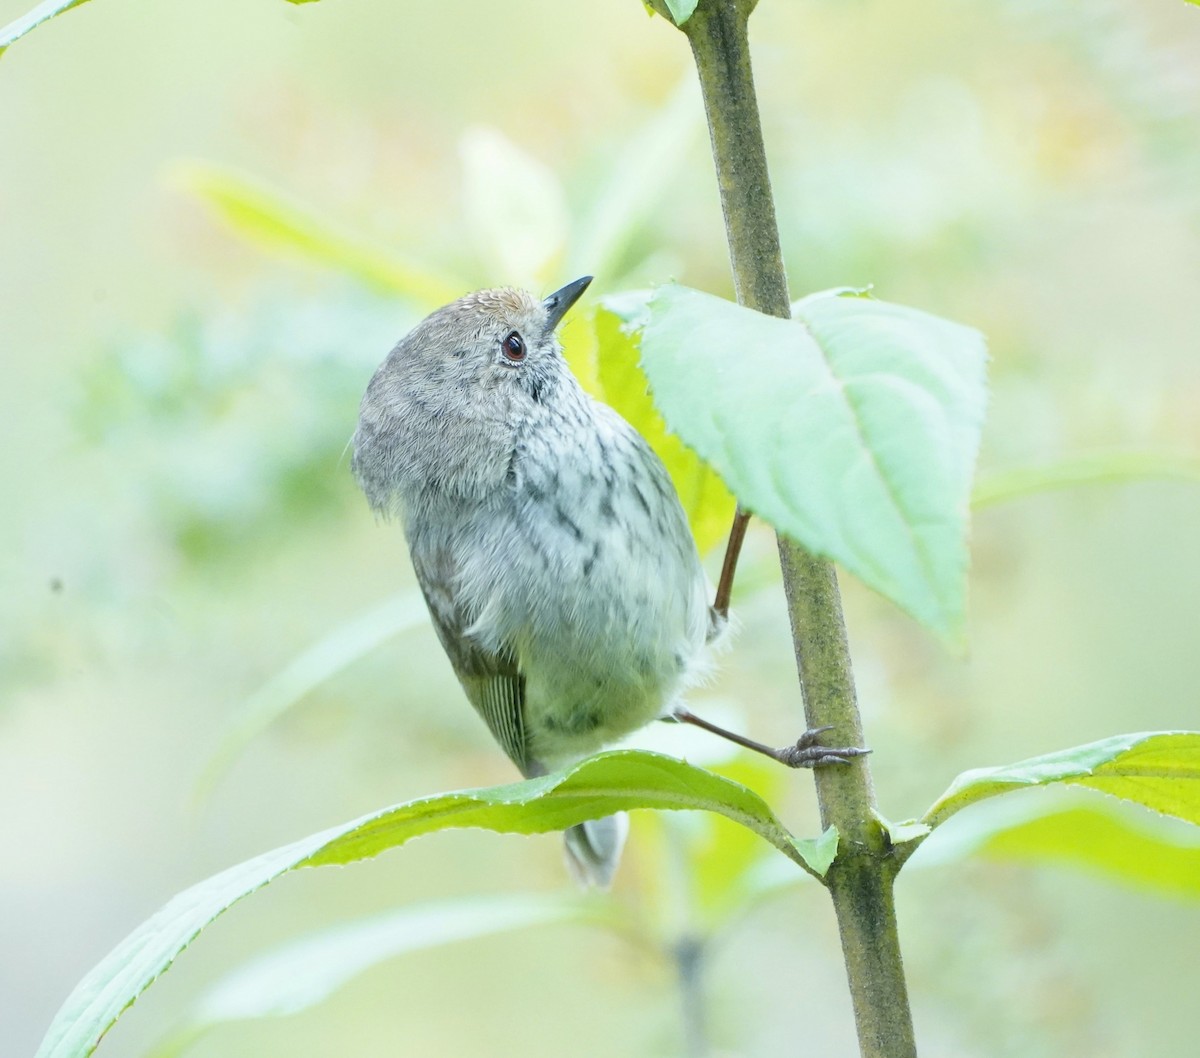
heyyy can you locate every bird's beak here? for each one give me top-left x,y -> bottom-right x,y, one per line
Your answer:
542,276 -> 593,333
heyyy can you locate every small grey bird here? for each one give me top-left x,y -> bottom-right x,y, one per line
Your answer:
352,277 -> 717,885
353,277 -> 866,885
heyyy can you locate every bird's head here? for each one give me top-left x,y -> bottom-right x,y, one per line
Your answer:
353,277 -> 593,508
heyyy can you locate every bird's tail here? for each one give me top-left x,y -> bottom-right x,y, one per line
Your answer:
563,813 -> 629,888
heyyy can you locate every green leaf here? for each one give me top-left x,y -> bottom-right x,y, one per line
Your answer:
637,284 -> 987,641
37,750 -> 820,1058
972,449 -> 1200,510
923,731 -> 1200,830
664,0 -> 700,24
152,894 -> 601,1056
0,0 -> 89,57
175,162 -> 462,306
195,593 -> 430,800
883,818 -> 932,846
912,797 -> 1200,900
793,824 -> 839,877
877,813 -> 932,867
593,300 -> 735,555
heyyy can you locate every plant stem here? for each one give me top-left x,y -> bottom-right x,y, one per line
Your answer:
674,936 -> 711,1058
678,0 -> 788,317
665,2 -> 918,1055
776,543 -> 915,1057
663,818 -> 713,1058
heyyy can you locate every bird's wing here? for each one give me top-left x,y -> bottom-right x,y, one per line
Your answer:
410,544 -> 531,775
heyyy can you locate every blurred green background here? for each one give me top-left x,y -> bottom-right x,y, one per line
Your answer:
3,0 -> 1200,1055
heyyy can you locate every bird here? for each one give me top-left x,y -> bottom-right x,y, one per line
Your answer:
352,276 -> 866,885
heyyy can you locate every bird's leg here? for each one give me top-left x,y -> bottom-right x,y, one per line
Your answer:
671,707 -> 870,768
712,508 -> 751,619
705,512 -> 869,766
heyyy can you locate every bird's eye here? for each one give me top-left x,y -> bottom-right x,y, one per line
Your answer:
501,331 -> 526,363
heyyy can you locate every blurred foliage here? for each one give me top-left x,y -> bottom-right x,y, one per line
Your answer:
194,592 -> 431,799
78,98 -> 731,564
913,795 -> 1200,901
176,163 -> 462,304
74,290 -> 407,562
972,449 -> 1200,508
150,893 -> 608,1058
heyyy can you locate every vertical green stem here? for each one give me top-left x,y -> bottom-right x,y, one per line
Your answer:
680,0 -> 789,318
658,1 -> 919,1055
776,543 -> 914,1058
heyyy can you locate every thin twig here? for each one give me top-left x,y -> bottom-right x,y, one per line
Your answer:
712,507 -> 750,618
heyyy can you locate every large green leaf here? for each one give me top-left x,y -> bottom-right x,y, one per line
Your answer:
637,284 -> 987,640
176,163 -> 461,306
593,300 -> 735,555
152,894 -> 602,1056
913,796 -> 1200,900
923,731 -> 1200,830
38,750 -> 826,1058
0,0 -> 89,57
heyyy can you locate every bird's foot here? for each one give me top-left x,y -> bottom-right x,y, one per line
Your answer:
773,726 -> 871,769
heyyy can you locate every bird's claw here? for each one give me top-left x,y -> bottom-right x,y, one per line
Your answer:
775,726 -> 871,769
